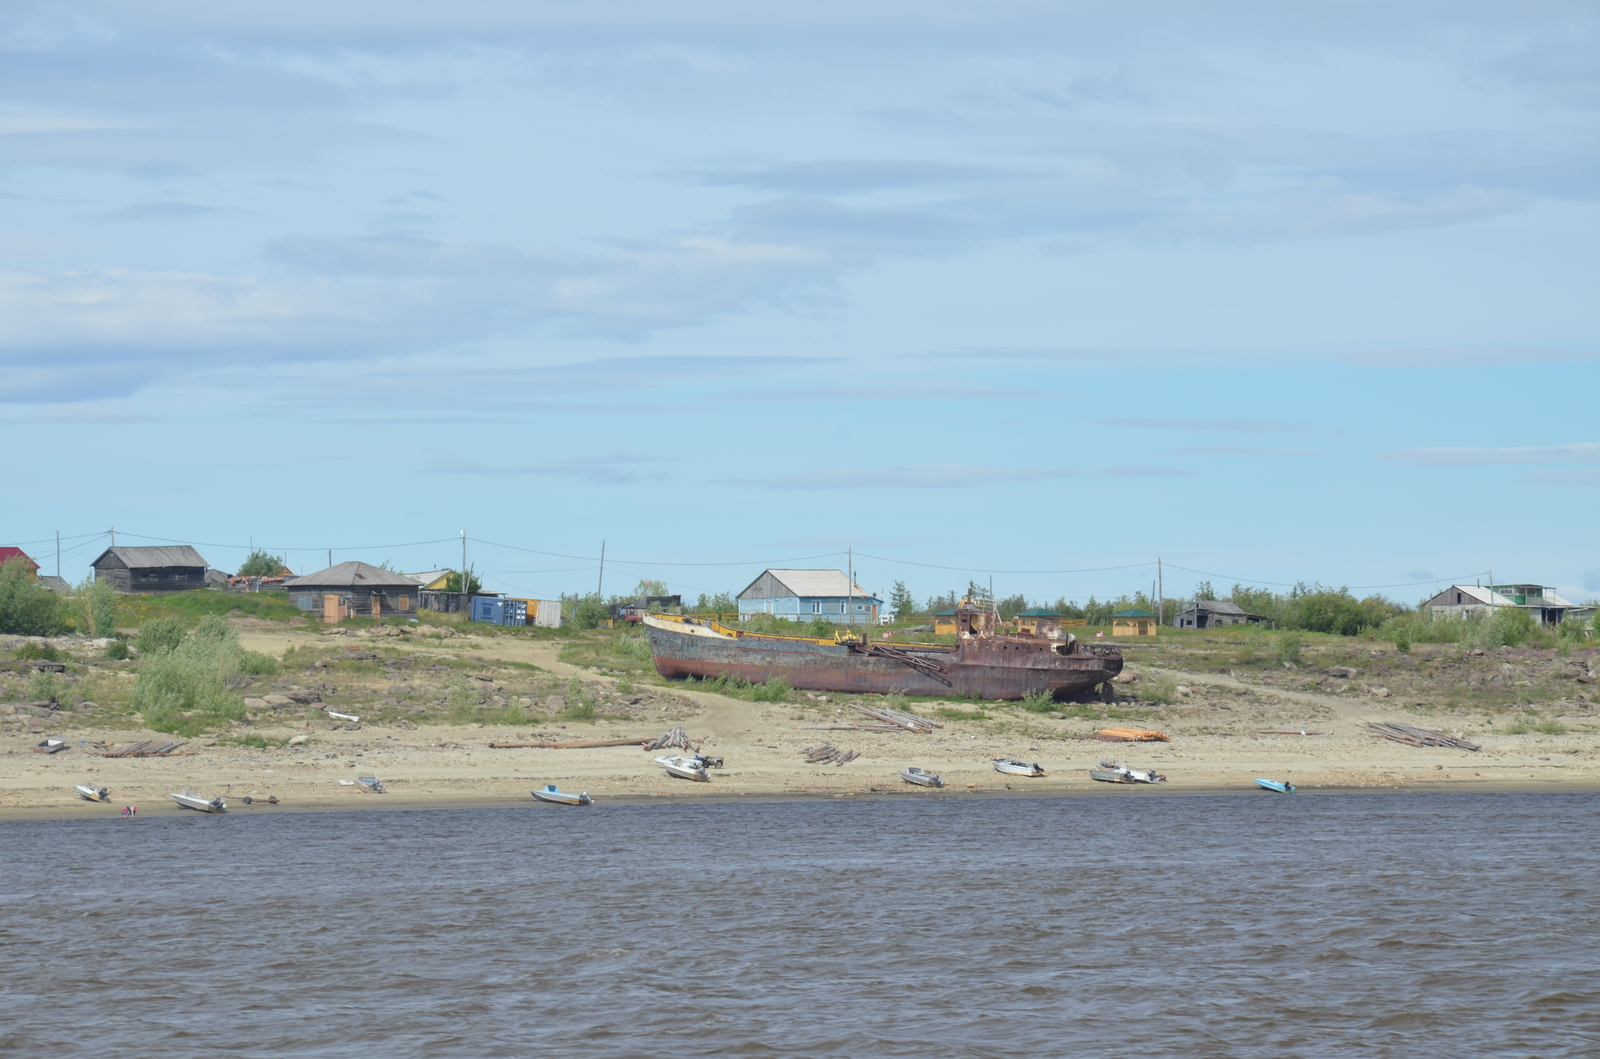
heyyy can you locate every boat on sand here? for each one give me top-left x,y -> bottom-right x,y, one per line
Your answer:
355,775 -> 386,793
1254,778 -> 1296,794
531,784 -> 593,805
898,767 -> 945,788
993,758 -> 1046,777
170,790 -> 227,812
1089,761 -> 1165,784
75,784 -> 110,802
655,754 -> 710,782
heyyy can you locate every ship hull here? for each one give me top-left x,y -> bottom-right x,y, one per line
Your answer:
644,615 -> 1121,700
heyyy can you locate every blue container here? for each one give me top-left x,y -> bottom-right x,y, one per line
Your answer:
470,596 -> 526,626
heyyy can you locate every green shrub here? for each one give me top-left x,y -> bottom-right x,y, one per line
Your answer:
130,618 -> 247,733
446,677 -> 480,710
16,641 -> 61,661
563,699 -> 596,721
1558,617 -> 1588,643
106,638 -> 131,660
1463,608 -> 1536,650
1273,632 -> 1304,666
0,559 -> 66,636
1139,677 -> 1178,705
73,576 -> 120,638
1393,626 -> 1411,654
136,617 -> 187,655
1020,690 -> 1056,713
616,673 -> 635,694
746,676 -> 792,703
26,669 -> 64,703
571,596 -> 610,630
236,550 -> 286,578
616,634 -> 652,661
1534,718 -> 1568,735
238,650 -> 279,676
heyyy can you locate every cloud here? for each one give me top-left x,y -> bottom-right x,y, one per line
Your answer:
1378,443 -> 1600,467
1166,446 -> 1324,456
1339,347 -> 1600,368
716,384 -> 1070,403
428,452 -> 664,485
724,464 -> 1083,490
1526,469 -> 1600,487
82,201 -> 222,222
686,158 -> 995,195
1099,417 -> 1303,433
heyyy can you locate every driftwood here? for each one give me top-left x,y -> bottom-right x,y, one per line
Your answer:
644,726 -> 699,751
1255,729 -> 1326,735
849,703 -> 941,732
1094,728 -> 1170,742
802,744 -> 859,766
1361,720 -> 1480,752
102,740 -> 187,758
488,738 -> 649,749
801,723 -> 906,733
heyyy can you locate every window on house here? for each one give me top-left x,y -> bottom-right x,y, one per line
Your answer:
812,601 -> 820,614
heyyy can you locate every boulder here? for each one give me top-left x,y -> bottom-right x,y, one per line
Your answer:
544,695 -> 566,710
261,694 -> 294,707
1111,672 -> 1138,684
287,735 -> 310,746
244,697 -> 269,710
1327,666 -> 1359,678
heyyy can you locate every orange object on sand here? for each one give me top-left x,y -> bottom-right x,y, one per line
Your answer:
1094,728 -> 1170,742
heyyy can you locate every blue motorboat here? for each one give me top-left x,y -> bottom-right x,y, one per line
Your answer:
531,784 -> 593,805
1254,778 -> 1296,794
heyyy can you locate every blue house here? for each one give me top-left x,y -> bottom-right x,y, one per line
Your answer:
737,569 -> 882,625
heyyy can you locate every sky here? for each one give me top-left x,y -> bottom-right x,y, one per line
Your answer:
3,1 -> 1598,607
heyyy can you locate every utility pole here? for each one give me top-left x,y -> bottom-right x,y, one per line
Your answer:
1157,556 -> 1163,627
327,548 -> 332,568
56,531 -> 60,578
848,547 -> 854,628
109,525 -> 115,547
597,540 -> 606,599
461,530 -> 468,601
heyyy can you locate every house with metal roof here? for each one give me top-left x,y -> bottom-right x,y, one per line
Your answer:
1172,598 -> 1261,629
288,561 -> 421,621
0,547 -> 39,580
91,545 -> 209,594
1424,584 -> 1588,626
737,569 -> 883,625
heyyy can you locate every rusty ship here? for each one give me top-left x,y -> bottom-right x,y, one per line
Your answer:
642,602 -> 1122,701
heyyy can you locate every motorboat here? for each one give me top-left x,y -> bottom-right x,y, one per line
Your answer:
993,758 -> 1046,777
1254,778 -> 1296,794
35,738 -> 69,754
355,774 -> 386,793
899,767 -> 945,788
75,784 -> 110,802
1089,760 -> 1165,784
170,789 -> 227,812
655,754 -> 710,782
531,784 -> 593,806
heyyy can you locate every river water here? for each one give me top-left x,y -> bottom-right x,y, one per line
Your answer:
2,792 -> 1597,1057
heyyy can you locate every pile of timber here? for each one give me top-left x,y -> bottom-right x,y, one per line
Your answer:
1255,729 -> 1326,736
488,738 -> 648,749
849,703 -> 941,732
802,744 -> 859,766
644,726 -> 698,751
1362,720 -> 1480,752
1093,728 -> 1171,743
102,740 -> 187,758
801,723 -> 905,733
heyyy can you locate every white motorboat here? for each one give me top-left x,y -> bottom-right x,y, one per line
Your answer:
75,784 -> 110,802
1089,760 -> 1165,784
170,789 -> 227,813
898,767 -> 945,788
992,758 -> 1046,777
654,754 -> 710,782
531,784 -> 593,805
355,774 -> 386,793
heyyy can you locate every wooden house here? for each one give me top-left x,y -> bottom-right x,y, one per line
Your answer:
288,561 -> 420,621
737,569 -> 882,626
1012,607 -> 1063,635
1172,599 -> 1257,629
1112,609 -> 1158,637
91,545 -> 208,594
931,608 -> 958,635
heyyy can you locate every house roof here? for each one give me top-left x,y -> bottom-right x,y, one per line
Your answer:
285,561 -> 423,589
407,570 -> 456,589
38,575 -> 70,591
1113,609 -> 1156,618
740,568 -> 875,600
1431,584 -> 1518,608
1182,599 -> 1247,616
1016,607 -> 1063,617
932,608 -> 957,616
0,547 -> 38,569
92,545 -> 208,569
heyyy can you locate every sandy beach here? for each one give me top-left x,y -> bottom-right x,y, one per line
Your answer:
5,619 -> 1598,821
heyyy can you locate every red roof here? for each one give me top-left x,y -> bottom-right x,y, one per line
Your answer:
0,547 -> 39,570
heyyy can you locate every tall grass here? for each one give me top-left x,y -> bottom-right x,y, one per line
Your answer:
684,673 -> 793,702
130,615 -> 249,734
1019,690 -> 1055,713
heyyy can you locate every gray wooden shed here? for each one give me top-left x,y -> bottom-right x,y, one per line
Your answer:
91,545 -> 209,594
288,561 -> 421,621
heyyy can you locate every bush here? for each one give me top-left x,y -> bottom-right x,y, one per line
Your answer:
1463,608 -> 1535,650
73,576 -> 120,638
1020,690 -> 1055,713
1534,718 -> 1568,735
572,596 -> 610,630
16,641 -> 61,661
746,676 -> 792,703
616,673 -> 635,694
130,617 -> 247,733
106,639 -> 130,660
0,558 -> 66,636
26,669 -> 64,703
615,634 -> 652,661
1393,625 -> 1411,654
236,550 -> 286,578
1139,676 -> 1178,705
238,650 -> 279,676
445,676 -> 480,711
1273,632 -> 1304,666
136,617 -> 187,655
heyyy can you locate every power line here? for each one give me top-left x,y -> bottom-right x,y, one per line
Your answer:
853,552 -> 1156,576
467,536 -> 848,568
